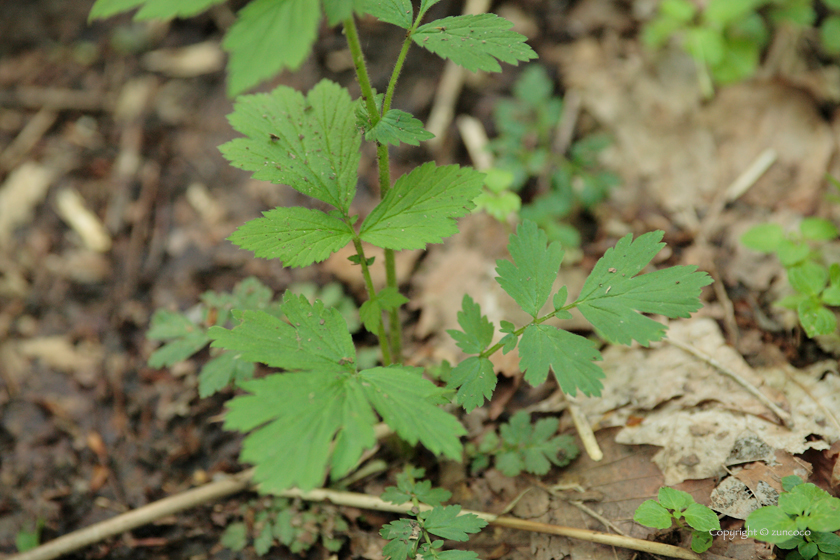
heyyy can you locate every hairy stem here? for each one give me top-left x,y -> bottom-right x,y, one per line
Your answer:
353,238 -> 393,366
344,16 -> 404,364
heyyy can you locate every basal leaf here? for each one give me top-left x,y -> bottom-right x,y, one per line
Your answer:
413,14 -> 537,72
360,366 -> 466,460
448,294 -> 494,354
574,231 -> 712,346
420,506 -> 487,541
496,411 -> 578,476
448,356 -> 496,413
225,371 -> 376,491
518,324 -> 604,396
209,293 -> 356,372
658,487 -> 694,512
684,503 -> 721,532
223,0 -> 321,96
746,506 -> 798,543
359,163 -> 484,250
359,287 -> 409,334
89,0 -> 225,21
228,207 -> 354,268
198,351 -> 255,397
360,0 -> 413,29
366,109 -> 435,146
220,79 -> 360,213
634,500 -> 674,530
495,220 -> 565,317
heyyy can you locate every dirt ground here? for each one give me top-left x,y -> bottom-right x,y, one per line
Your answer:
1,1 -> 839,559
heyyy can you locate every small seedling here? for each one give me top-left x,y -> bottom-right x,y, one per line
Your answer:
486,65 -> 619,247
745,475 -> 840,560
380,467 -> 487,560
633,487 -> 720,553
741,217 -> 840,337
467,410 -> 579,477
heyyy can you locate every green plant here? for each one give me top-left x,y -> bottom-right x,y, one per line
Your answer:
220,497 -> 348,555
482,65 -> 619,247
741,217 -> 840,337
633,487 -> 721,553
90,0 -> 712,555
15,519 -> 43,553
380,467 -> 487,560
745,475 -> 840,560
466,410 -> 579,477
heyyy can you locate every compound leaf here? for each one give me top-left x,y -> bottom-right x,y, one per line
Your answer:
228,207 -> 354,268
413,14 -> 537,72
360,366 -> 466,460
447,295 -> 494,354
574,231 -> 712,346
366,109 -> 435,146
220,79 -> 360,213
518,324 -> 604,396
225,371 -> 377,491
223,0 -> 321,96
209,293 -> 356,372
496,411 -> 578,476
198,351 -> 255,398
420,506 -> 487,541
148,333 -> 209,368
495,220 -> 565,317
147,308 -> 202,340
359,287 -> 409,334
359,163 -> 484,250
361,0 -> 413,29
448,356 -> 496,413
89,0 -> 225,20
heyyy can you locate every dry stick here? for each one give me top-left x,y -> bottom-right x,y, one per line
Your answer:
12,470 -> 703,560
0,109 -> 57,172
667,337 -> 794,428
566,394 -> 604,461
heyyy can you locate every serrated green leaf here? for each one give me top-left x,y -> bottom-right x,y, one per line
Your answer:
519,325 -> 604,396
420,506 -> 487,541
365,109 -> 434,146
473,189 -> 521,222
747,506 -> 797,543
254,521 -> 274,555
322,0 -> 362,26
418,0 -> 442,19
220,80 -> 360,213
742,223 -> 784,253
359,163 -> 484,250
228,207 -> 354,268
634,500 -> 674,529
361,0 -> 413,28
658,487 -> 694,512
789,262 -> 829,296
209,293 -> 356,372
360,366 -> 465,460
359,287 -> 408,334
574,231 -> 712,346
448,295 -> 494,354
222,0 -> 321,96
89,0 -> 225,21
553,286 -> 568,311
414,481 -> 451,507
684,502 -> 720,532
413,14 -> 537,73
147,309 -> 201,340
691,530 -> 713,553
496,220 -> 565,317
148,332 -> 209,368
496,411 -> 578,475
198,351 -> 255,397
448,356 -> 496,413
221,522 -> 248,551
381,519 -> 415,560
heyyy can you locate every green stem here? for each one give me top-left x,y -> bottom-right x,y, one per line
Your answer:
352,237 -> 393,366
382,30 -> 416,114
479,305 -> 577,359
344,15 -> 406,364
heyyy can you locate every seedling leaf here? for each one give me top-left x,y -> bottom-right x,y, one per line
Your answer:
691,530 -> 713,553
89,0 -> 226,21
741,223 -> 784,253
222,0 -> 321,96
366,109 -> 435,146
633,500 -> 673,529
658,487 -> 694,512
228,207 -> 354,267
420,506 -> 488,541
495,411 -> 578,476
746,506 -> 798,543
574,231 -> 712,346
518,324 -> 604,396
684,502 -> 720,532
414,14 -> 537,72
359,163 -> 484,250
220,79 -> 361,213
448,356 -> 496,412
495,220 -> 565,317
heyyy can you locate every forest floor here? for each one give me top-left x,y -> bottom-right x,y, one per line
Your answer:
0,1 -> 839,559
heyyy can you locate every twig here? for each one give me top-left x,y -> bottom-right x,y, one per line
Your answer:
0,88 -> 114,112
566,394 -> 604,461
456,114 -> 493,171
552,89 -> 581,156
666,337 -> 794,428
0,109 -> 57,172
12,466 -> 705,560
